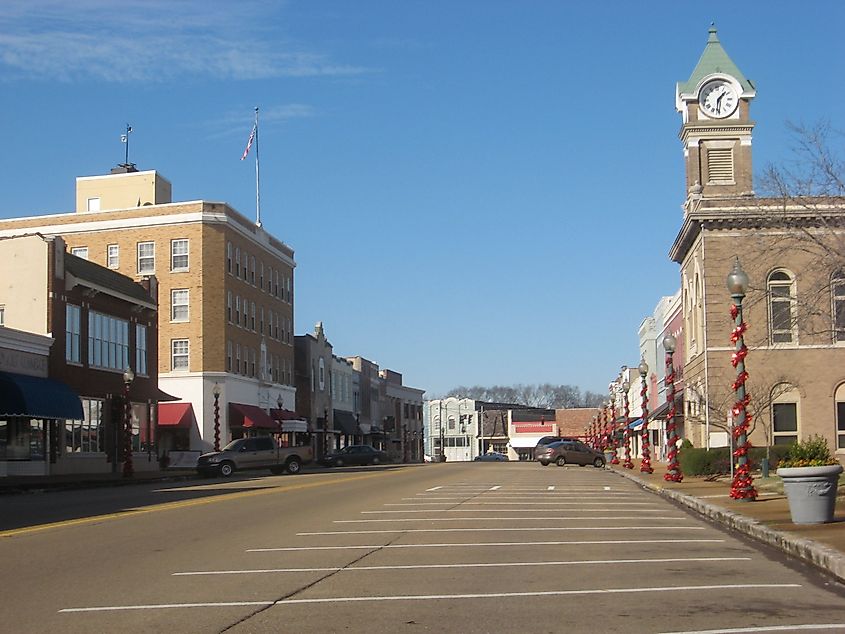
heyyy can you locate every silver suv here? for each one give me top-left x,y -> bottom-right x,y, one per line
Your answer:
535,440 -> 605,468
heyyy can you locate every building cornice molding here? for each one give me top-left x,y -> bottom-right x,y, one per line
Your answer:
0,205 -> 296,268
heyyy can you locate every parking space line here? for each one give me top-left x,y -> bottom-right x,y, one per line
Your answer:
362,508 -> 663,514
547,486 -> 555,490
246,538 -> 726,552
489,485 -> 501,490
173,556 -> 751,576
386,501 -> 660,506
425,486 -> 443,491
335,515 -> 687,523
297,526 -> 705,536
59,583 -> 800,613
659,625 -> 845,634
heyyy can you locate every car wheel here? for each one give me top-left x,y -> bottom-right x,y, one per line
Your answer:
539,460 -> 549,466
219,461 -> 234,477
555,456 -> 566,467
372,457 -> 380,465
335,458 -> 344,467
593,457 -> 606,468
285,458 -> 302,474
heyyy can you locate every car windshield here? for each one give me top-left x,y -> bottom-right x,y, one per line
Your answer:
221,439 -> 244,452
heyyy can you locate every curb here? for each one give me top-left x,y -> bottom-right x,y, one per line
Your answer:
611,468 -> 845,584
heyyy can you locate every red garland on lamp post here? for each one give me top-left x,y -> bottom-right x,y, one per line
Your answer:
609,392 -> 620,465
727,258 -> 758,501
212,383 -> 222,452
622,378 -> 633,469
638,358 -> 654,474
601,406 -> 609,451
122,367 -> 135,478
663,335 -> 683,482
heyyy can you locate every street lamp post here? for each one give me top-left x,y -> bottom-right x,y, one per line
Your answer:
212,383 -> 222,451
622,379 -> 633,469
663,334 -> 683,482
639,358 -> 654,474
727,258 -> 758,501
122,367 -> 134,478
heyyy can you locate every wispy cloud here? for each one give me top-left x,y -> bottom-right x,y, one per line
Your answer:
204,104 -> 317,141
0,0 -> 372,82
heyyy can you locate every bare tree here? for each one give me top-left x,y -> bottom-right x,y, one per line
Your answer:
442,383 -> 597,408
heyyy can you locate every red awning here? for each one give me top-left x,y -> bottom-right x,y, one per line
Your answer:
229,403 -> 277,429
270,408 -> 300,422
158,403 -> 195,428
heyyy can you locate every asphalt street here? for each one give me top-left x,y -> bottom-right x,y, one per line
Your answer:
1,462 -> 844,633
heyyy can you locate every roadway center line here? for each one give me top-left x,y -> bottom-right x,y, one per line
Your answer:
334,516 -> 687,523
246,538 -> 726,552
59,583 -> 800,613
0,470 -> 403,539
297,526 -> 705,536
172,556 -> 751,576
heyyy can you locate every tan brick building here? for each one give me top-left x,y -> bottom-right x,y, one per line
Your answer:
0,167 -> 296,451
671,28 -> 845,459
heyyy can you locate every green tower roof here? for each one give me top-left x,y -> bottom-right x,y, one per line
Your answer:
679,25 -> 754,94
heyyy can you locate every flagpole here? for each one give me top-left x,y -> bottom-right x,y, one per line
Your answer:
254,107 -> 261,228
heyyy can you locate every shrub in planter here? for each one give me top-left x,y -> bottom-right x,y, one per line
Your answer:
778,436 -> 840,468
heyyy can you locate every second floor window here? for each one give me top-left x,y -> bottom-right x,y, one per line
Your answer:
768,270 -> 796,344
88,311 -> 129,371
171,239 -> 189,271
833,270 -> 845,343
171,289 -> 189,321
66,304 -> 81,363
138,242 -> 155,274
71,247 -> 89,260
136,324 -> 147,375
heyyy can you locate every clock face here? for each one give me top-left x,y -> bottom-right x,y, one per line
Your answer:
699,80 -> 738,118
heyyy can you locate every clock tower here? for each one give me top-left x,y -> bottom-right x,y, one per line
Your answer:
676,26 -> 756,199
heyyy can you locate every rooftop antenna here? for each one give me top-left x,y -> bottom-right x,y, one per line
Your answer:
120,123 -> 134,168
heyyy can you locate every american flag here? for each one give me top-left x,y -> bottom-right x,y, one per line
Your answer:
241,124 -> 256,160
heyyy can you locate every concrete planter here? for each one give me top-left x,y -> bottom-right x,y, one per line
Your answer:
776,464 -> 843,524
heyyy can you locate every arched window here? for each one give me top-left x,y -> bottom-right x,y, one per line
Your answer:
768,270 -> 796,344
771,384 -> 799,445
832,270 -> 845,343
835,383 -> 845,450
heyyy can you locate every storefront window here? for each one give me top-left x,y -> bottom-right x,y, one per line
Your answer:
65,399 -> 105,453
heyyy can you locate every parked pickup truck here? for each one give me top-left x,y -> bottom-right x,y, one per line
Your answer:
196,436 -> 312,477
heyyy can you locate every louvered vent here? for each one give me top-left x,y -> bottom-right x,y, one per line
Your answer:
707,148 -> 734,182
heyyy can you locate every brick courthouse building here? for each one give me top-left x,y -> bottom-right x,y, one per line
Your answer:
669,27 -> 845,456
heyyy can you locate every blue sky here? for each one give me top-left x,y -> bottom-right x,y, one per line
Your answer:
1,1 -> 843,398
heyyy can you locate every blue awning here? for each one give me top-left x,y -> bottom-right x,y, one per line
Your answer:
0,371 -> 84,420
628,418 -> 644,429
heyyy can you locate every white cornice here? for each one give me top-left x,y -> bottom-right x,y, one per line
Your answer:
0,207 -> 296,268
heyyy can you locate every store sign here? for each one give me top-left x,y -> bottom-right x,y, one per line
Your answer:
0,347 -> 48,377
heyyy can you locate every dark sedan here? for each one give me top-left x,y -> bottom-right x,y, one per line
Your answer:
474,452 -> 509,462
321,445 -> 389,467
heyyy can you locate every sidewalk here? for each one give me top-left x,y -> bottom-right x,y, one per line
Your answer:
608,459 -> 845,584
